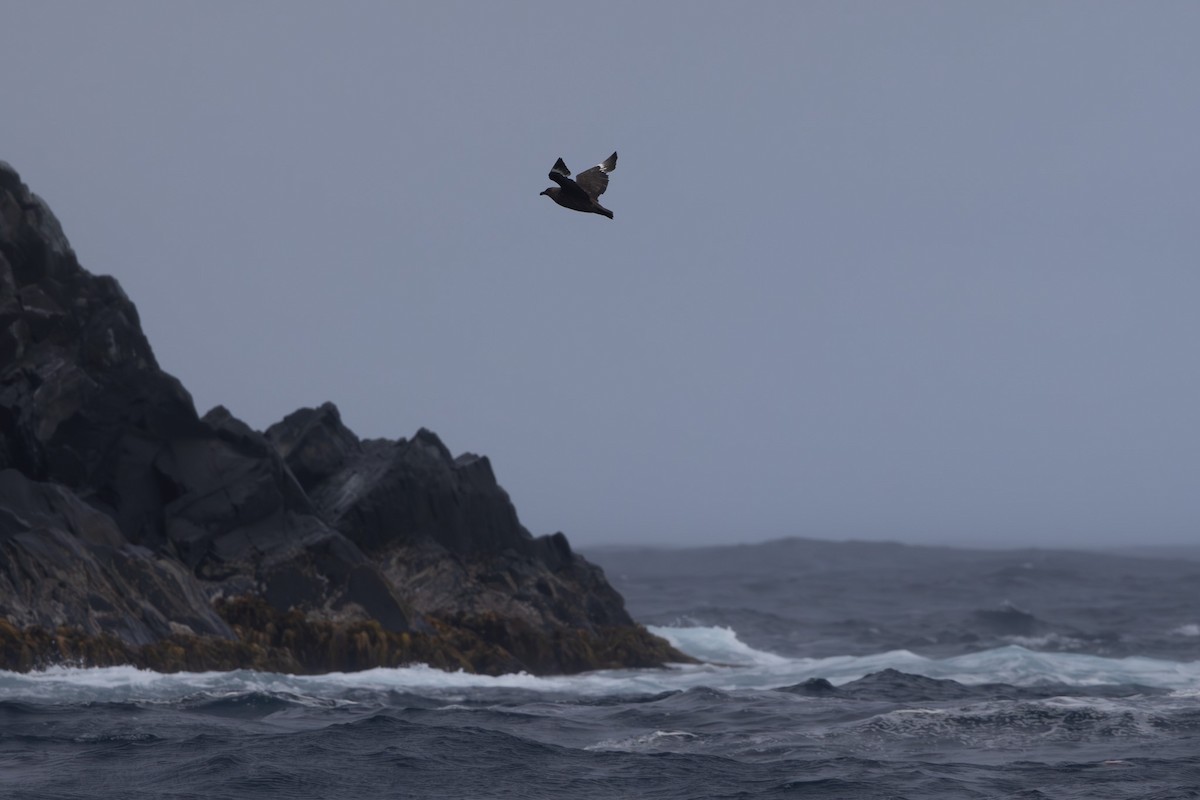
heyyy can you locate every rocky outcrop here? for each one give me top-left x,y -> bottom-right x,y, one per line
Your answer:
0,469 -> 230,645
0,161 -> 685,674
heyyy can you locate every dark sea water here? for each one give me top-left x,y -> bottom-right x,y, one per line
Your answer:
3,538 -> 1199,799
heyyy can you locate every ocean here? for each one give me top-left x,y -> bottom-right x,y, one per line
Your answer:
2,538 -> 1198,799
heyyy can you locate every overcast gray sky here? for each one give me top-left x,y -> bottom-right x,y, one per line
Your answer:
5,2 -> 1198,549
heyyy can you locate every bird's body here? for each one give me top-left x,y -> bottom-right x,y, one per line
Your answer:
540,152 -> 617,219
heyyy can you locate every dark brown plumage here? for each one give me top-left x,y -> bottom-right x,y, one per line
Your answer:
540,152 -> 617,219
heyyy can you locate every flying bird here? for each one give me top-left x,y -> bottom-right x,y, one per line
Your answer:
540,152 -> 618,219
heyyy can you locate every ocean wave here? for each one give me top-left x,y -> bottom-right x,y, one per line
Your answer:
585,729 -> 701,752
646,624 -> 792,667
2,626 -> 1198,706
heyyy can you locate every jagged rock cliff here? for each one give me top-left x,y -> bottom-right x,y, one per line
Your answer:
0,161 -> 684,674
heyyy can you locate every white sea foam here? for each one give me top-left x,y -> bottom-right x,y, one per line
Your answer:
585,729 -> 699,752
1002,633 -> 1087,651
2,626 -> 1198,704
647,624 -> 790,667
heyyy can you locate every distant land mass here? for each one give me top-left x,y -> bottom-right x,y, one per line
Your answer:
0,160 -> 685,674
1101,544 -> 1200,563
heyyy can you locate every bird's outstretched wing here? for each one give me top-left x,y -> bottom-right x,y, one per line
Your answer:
547,157 -> 575,190
574,152 -> 617,200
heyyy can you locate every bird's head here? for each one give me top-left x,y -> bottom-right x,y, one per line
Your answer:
539,188 -> 556,198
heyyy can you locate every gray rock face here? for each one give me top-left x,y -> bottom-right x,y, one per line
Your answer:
0,161 -> 671,674
266,403 -> 637,632
0,469 -> 231,645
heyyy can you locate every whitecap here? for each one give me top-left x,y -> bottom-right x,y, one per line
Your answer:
4,631 -> 1199,705
585,729 -> 699,752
